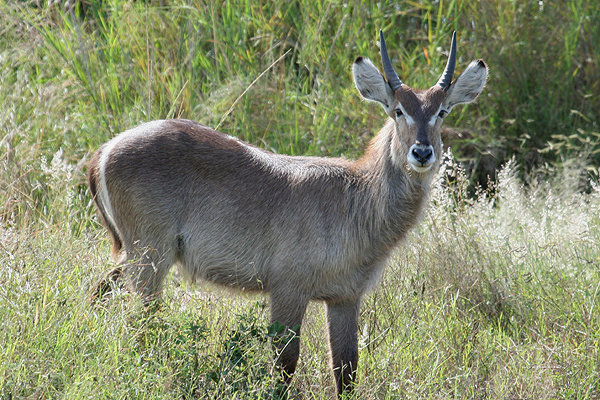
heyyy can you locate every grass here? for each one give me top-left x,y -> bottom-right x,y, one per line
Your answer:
1,0 -> 599,398
2,153 -> 599,398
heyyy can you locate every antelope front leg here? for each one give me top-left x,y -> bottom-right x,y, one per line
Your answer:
270,290 -> 309,391
326,299 -> 361,396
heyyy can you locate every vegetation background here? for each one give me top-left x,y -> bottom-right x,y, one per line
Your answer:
0,0 -> 598,398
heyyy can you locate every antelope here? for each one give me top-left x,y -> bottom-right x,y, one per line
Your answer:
88,30 -> 487,396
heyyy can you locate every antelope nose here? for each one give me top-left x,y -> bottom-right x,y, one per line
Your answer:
407,143 -> 436,172
412,145 -> 433,165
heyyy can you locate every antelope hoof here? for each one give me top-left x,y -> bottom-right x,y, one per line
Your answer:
90,267 -> 123,303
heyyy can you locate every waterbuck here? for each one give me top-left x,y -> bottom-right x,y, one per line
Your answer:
88,30 -> 487,396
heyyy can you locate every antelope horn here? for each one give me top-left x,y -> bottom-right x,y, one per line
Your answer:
437,31 -> 457,90
379,30 -> 402,92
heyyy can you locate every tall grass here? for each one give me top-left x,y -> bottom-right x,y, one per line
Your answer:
358,154 -> 600,398
1,0 -> 599,398
1,151 -> 598,398
2,0 -> 599,228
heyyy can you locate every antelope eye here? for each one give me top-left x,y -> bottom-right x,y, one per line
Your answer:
438,109 -> 447,118
395,108 -> 403,118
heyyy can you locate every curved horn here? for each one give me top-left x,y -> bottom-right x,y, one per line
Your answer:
379,30 -> 402,92
437,31 -> 457,90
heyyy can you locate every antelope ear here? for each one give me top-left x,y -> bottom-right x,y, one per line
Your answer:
353,57 -> 396,115
443,60 -> 488,111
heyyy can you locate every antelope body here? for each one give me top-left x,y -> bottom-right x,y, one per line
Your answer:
88,31 -> 487,396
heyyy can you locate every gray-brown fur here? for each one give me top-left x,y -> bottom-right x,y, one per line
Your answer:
88,31 -> 488,397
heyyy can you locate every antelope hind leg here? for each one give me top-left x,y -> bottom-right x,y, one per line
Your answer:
90,266 -> 124,303
120,246 -> 175,305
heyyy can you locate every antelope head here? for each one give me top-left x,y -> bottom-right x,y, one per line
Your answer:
353,31 -> 488,174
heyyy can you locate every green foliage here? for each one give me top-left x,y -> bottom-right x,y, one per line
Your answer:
459,0 -> 600,170
2,0 -> 599,229
130,312 -> 209,398
208,308 -> 275,396
2,0 -> 599,227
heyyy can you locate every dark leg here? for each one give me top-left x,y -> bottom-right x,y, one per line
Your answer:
326,299 -> 361,397
90,267 -> 123,303
269,290 -> 309,392
92,245 -> 174,306
122,246 -> 173,304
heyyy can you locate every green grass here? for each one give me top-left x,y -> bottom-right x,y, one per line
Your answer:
1,0 -> 599,398
2,154 -> 599,398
